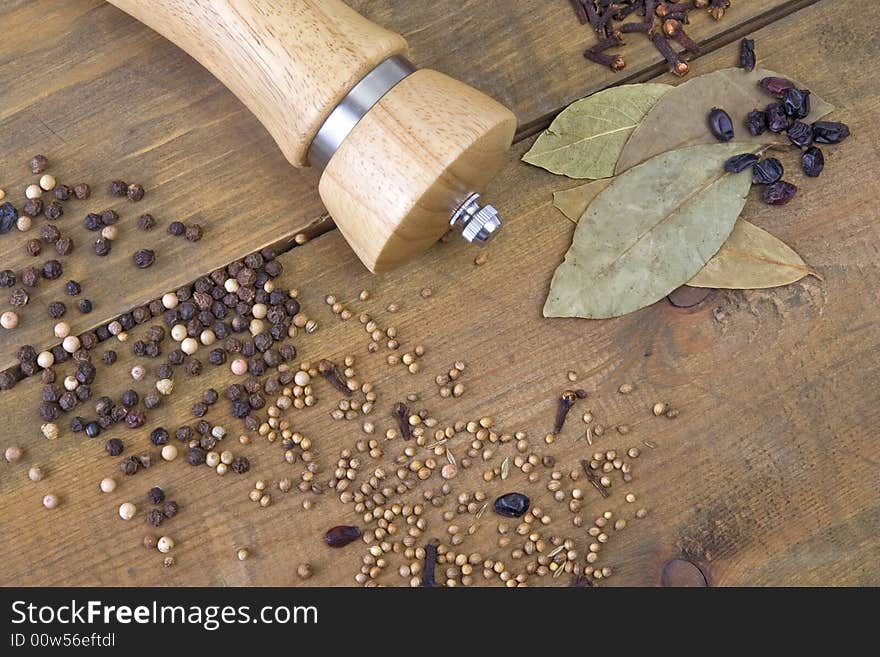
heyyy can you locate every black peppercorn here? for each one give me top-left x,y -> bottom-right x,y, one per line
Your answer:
175,426 -> 193,442
150,427 -> 169,445
44,201 -> 63,220
26,238 -> 42,256
76,385 -> 92,402
230,456 -> 250,474
58,391 -> 77,411
186,359 -> 203,376
39,401 -> 61,421
0,202 -> 18,234
85,421 -> 101,438
83,213 -> 103,231
0,371 -> 16,391
42,259 -> 62,280
185,224 -> 203,242
120,456 -> 139,475
42,384 -> 61,402
23,198 -> 43,218
146,325 -> 165,341
54,184 -> 72,201
47,301 -> 66,319
105,438 -> 124,456
167,349 -> 185,366
102,350 -> 117,366
133,249 -> 155,269
65,280 -> 82,296
125,409 -> 146,428
191,401 -> 208,417
168,221 -> 185,236
120,389 -> 139,408
163,500 -> 179,518
78,299 -> 93,314
144,393 -> 161,409
30,154 -> 49,174
93,238 -> 111,257
73,183 -> 91,200
147,486 -> 165,505
108,180 -> 128,197
0,270 -> 15,287
208,348 -> 226,365
186,447 -> 207,465
127,183 -> 145,202
145,509 -> 164,527
76,362 -> 96,385
135,452 -> 154,469
54,237 -> 73,256
133,213 -> 155,232
70,416 -> 86,433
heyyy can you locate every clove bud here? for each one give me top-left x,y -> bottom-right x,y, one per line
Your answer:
392,402 -> 413,440
554,390 -> 579,434
318,359 -> 352,396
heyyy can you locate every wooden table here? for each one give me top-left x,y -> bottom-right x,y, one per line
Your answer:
1,0 -> 878,586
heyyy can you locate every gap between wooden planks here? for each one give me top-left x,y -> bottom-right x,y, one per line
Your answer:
0,0 -> 809,373
2,0 -> 879,586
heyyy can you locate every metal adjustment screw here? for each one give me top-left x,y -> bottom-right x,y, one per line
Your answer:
450,193 -> 502,244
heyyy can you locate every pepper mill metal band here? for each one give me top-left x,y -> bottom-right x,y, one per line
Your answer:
107,0 -> 517,272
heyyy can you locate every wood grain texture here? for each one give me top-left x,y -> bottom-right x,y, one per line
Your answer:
0,0 -> 795,373
2,0 -> 878,586
107,0 -> 409,166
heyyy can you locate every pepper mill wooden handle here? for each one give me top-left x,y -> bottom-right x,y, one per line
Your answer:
108,0 -> 517,272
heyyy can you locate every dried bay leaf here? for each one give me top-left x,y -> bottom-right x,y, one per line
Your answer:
553,179 -> 613,223
523,83 -> 672,179
688,220 -> 819,289
544,143 -> 758,320
615,68 -> 834,174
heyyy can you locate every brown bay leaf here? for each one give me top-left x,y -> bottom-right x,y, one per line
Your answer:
523,83 -> 672,179
553,179 -> 613,223
688,219 -> 820,288
544,143 -> 759,320
615,68 -> 834,174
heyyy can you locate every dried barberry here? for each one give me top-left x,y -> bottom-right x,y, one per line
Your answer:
812,121 -> 850,144
787,121 -> 813,148
724,153 -> 760,174
707,107 -> 734,141
802,146 -> 824,178
763,180 -> 797,205
782,88 -> 810,119
0,203 -> 19,235
739,38 -> 755,71
324,525 -> 361,548
752,158 -> 784,185
759,76 -> 795,98
765,102 -> 791,133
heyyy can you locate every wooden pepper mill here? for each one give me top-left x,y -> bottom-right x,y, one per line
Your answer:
107,0 -> 517,272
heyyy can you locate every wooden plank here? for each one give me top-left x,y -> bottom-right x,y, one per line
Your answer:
0,0 -> 799,372
2,1 -> 878,586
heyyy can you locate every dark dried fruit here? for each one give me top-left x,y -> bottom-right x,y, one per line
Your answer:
763,180 -> 797,205
724,153 -> 760,174
752,158 -> 784,185
801,146 -> 824,178
782,88 -> 810,119
0,202 -> 18,234
738,38 -> 755,71
765,102 -> 791,133
759,76 -> 795,98
745,110 -> 767,136
787,121 -> 813,148
811,121 -> 850,144
324,525 -> 361,548
707,107 -> 734,142
493,492 -> 531,518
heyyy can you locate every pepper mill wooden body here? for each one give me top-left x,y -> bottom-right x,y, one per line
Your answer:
107,0 -> 517,272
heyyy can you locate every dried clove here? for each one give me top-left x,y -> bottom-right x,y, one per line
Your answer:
663,19 -> 699,54
583,49 -> 626,71
554,390 -> 578,434
318,359 -> 351,396
581,459 -> 611,499
420,541 -> 438,587
392,402 -> 413,440
651,31 -> 688,76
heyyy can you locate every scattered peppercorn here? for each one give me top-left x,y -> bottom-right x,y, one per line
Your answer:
0,203 -> 17,234
54,184 -> 72,201
168,221 -> 185,236
133,249 -> 156,269
162,501 -> 179,518
42,259 -> 62,280
26,238 -> 42,256
127,183 -> 145,202
54,237 -> 73,256
23,198 -> 43,218
108,180 -> 127,197
30,155 -> 49,174
78,299 -> 93,314
185,224 -> 203,242
93,238 -> 111,256
44,201 -> 63,220
145,509 -> 164,527
137,214 -> 156,231
105,438 -> 124,456
148,486 -> 165,505
73,183 -> 91,200
85,421 -> 101,438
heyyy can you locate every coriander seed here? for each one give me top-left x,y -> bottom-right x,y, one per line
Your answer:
119,502 -> 137,520
28,465 -> 44,482
100,477 -> 117,493
5,445 -> 23,462
157,536 -> 174,553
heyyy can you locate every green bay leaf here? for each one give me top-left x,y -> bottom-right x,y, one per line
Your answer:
553,179 -> 613,223
616,68 -> 834,174
544,143 -> 762,319
523,83 -> 672,179
688,219 -> 820,289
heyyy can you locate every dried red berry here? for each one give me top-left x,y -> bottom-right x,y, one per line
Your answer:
759,76 -> 795,98
707,107 -> 735,141
763,180 -> 797,205
324,525 -> 361,548
801,147 -> 824,177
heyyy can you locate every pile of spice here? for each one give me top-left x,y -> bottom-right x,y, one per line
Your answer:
570,0 -> 733,75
